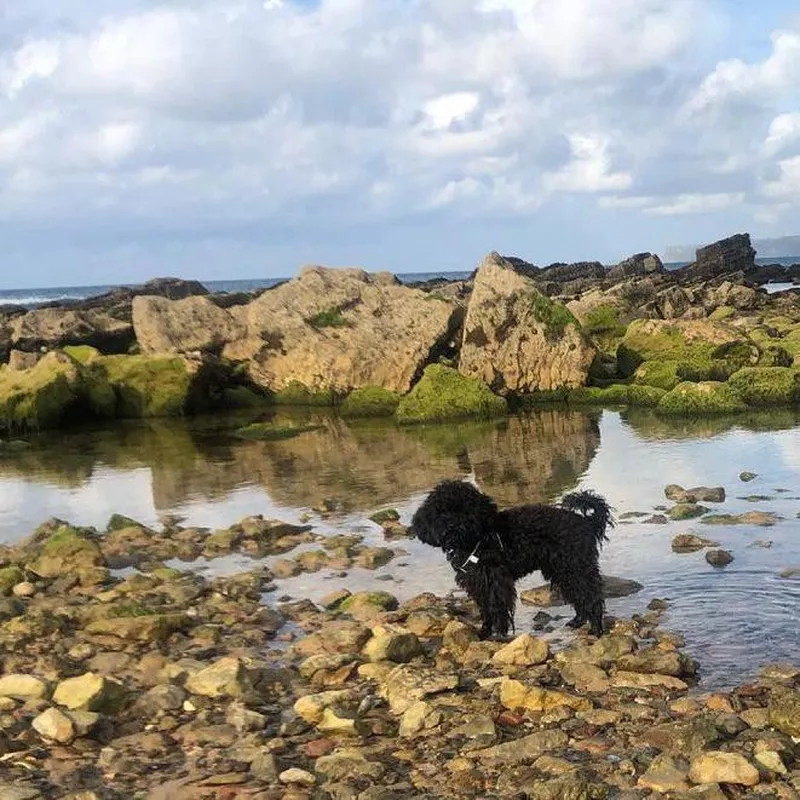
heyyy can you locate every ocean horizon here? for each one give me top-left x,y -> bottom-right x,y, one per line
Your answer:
1,256 -> 798,308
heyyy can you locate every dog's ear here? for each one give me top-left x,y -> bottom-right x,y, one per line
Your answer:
409,499 -> 446,547
410,480 -> 499,549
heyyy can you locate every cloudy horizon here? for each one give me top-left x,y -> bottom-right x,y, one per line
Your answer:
1,0 -> 800,289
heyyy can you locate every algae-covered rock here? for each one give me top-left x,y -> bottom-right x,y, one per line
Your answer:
340,387 -> 401,418
0,351 -> 83,431
90,355 -> 192,417
657,381 -> 747,416
0,565 -> 24,596
27,524 -> 108,586
727,366 -> 800,406
567,384 -> 629,406
634,360 -> 681,391
396,364 -> 507,424
272,381 -> 337,406
627,384 -> 667,407
618,319 -> 757,380
233,422 -> 323,441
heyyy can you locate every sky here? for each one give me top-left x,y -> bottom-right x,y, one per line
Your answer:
1,0 -> 800,288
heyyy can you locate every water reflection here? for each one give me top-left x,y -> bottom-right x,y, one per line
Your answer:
0,407 -> 601,538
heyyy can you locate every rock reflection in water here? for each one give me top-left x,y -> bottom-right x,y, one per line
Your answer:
0,408 -> 602,535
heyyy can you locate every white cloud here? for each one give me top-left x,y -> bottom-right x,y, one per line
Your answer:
542,134 -> 632,194
0,0 -> 798,281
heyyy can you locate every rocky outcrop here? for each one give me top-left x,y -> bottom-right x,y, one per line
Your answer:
458,253 -> 595,393
1,307 -> 26,363
221,266 -> 461,395
537,261 -> 607,283
688,233 -> 756,279
11,308 -> 134,354
133,296 -> 246,356
607,252 -> 664,281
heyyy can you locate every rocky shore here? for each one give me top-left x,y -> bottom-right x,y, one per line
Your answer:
3,232 -> 800,436
1,510 -> 799,799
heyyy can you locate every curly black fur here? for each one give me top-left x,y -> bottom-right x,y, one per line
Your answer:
410,480 -> 614,638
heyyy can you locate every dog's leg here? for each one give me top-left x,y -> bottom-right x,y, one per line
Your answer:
486,567 -> 517,639
552,564 -> 605,637
456,570 -> 495,639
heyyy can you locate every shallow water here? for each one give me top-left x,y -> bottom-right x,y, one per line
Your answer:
2,406 -> 800,690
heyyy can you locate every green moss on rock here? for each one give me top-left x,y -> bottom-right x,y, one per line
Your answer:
0,352 -> 83,432
27,524 -> 108,586
219,386 -> 267,409
62,345 -> 101,364
0,566 -> 24,596
708,306 -> 736,321
567,384 -> 629,405
728,367 -> 800,407
234,422 -> 323,441
627,384 -> 667,407
657,381 -> 747,416
584,304 -> 626,336
340,387 -> 401,418
617,320 -> 757,380
528,293 -> 580,340
87,355 -> 194,418
514,388 -> 569,407
273,381 -> 337,406
395,365 -> 507,424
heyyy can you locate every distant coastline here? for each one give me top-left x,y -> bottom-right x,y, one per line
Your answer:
2,256 -> 799,309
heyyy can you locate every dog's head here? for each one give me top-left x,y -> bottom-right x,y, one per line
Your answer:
409,479 -> 499,550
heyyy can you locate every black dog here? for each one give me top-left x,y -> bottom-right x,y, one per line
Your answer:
410,480 -> 614,638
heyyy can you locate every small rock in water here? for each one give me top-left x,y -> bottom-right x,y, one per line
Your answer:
668,503 -> 708,521
739,471 -> 758,482
778,567 -> 800,580
671,533 -> 719,553
643,514 -> 669,525
705,549 -> 734,568
748,539 -> 772,549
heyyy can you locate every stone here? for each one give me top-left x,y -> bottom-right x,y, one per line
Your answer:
473,730 -> 569,765
491,634 -> 550,667
0,785 -> 44,800
687,752 -> 759,786
611,671 -> 689,691
294,690 -> 356,725
11,307 -> 133,353
381,665 -> 459,714
0,566 -> 25,595
26,523 -> 108,586
12,581 -> 35,598
32,707 -> 76,743
500,678 -> 592,713
0,674 -> 49,700
740,471 -> 758,482
362,624 -> 422,663
558,663 -> 610,693
315,749 -> 386,781
755,750 -> 787,775
669,503 -> 709,521
133,295 -> 246,355
608,252 -> 664,280
222,265 -> 461,394
665,485 -> 726,503
226,702 -> 268,732
279,768 -> 316,786
692,232 -> 756,279
338,591 -> 399,621
52,673 -> 126,713
85,613 -> 190,642
705,549 -> 734,567
645,716 -> 721,754
442,620 -> 479,653
292,620 -> 371,657
616,649 -> 694,678
132,684 -> 187,716
185,658 -> 254,699
399,700 -> 443,737
316,706 -> 361,736
638,754 -> 690,793
458,252 -> 595,393
672,533 -> 719,553
769,687 -> 800,737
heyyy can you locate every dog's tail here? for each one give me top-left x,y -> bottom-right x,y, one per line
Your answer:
560,490 -> 615,546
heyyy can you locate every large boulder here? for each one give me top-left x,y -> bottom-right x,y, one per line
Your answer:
10,308 -> 133,354
133,296 -> 246,356
690,233 -> 756,279
458,253 -> 595,393
223,266 -> 461,394
0,307 -> 25,363
607,252 -> 664,281
0,351 -> 84,431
